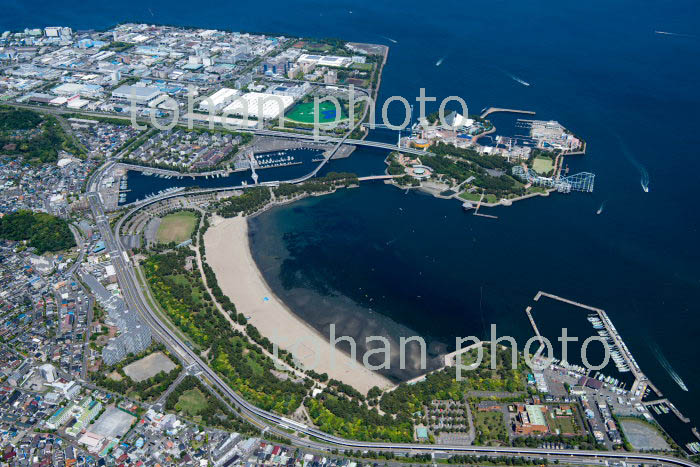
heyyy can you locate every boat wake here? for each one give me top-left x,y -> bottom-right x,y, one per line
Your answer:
596,200 -> 606,215
381,36 -> 398,44
641,172 -> 650,193
614,134 -> 650,192
655,30 -> 696,38
650,343 -> 689,391
508,73 -> 530,87
435,57 -> 445,66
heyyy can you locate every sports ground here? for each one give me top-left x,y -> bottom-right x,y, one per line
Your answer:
532,155 -> 554,174
156,211 -> 197,244
285,101 -> 347,124
123,351 -> 176,381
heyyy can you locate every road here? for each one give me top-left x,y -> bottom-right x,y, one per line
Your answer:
80,157 -> 699,467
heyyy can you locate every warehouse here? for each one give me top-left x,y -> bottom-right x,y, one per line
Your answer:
198,87 -> 240,112
297,53 -> 354,68
222,92 -> 293,120
111,84 -> 163,105
52,82 -> 103,98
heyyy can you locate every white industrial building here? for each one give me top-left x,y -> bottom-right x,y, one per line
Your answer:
44,27 -> 72,38
112,84 -> 163,105
222,92 -> 293,120
267,82 -> 311,99
52,82 -> 104,98
198,87 -> 240,112
297,54 -> 354,68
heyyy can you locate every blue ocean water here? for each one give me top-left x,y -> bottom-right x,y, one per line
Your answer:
4,0 -> 699,445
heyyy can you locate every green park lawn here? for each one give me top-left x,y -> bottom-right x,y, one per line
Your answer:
175,388 -> 208,417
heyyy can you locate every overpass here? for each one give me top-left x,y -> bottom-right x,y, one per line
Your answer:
357,174 -> 397,181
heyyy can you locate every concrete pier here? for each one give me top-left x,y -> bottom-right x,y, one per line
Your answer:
525,306 -> 542,340
480,107 -> 536,119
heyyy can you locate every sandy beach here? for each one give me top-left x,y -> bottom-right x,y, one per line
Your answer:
204,214 -> 393,394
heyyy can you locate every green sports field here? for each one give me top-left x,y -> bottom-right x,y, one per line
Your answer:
156,211 -> 197,244
532,155 -> 554,174
285,101 -> 347,124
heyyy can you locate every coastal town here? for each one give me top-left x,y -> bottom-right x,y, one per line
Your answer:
0,22 -> 596,211
0,21 -> 698,467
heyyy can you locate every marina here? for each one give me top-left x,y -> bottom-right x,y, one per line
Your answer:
527,292 -> 692,428
117,147 -> 327,205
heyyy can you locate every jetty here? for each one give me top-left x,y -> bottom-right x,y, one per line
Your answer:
442,342 -> 484,368
525,306 -> 542,340
472,192 -> 498,219
480,107 -> 536,119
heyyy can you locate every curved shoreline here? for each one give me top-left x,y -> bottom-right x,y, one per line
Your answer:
204,214 -> 394,393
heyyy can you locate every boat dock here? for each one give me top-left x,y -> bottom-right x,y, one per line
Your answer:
643,399 -> 691,423
120,162 -> 233,179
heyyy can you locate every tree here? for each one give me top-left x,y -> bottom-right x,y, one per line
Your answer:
0,210 -> 75,253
